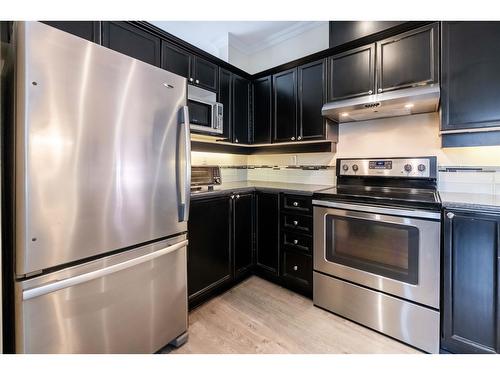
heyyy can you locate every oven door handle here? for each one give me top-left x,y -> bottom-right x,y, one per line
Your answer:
312,200 -> 440,220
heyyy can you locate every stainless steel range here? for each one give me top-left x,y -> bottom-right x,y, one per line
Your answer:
312,156 -> 441,353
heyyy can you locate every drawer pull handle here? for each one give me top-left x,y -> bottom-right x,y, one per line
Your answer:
293,265 -> 298,271
293,220 -> 298,226
292,202 -> 299,207
293,239 -> 298,245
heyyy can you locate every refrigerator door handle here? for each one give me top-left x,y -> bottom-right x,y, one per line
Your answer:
178,105 -> 191,222
22,239 -> 189,301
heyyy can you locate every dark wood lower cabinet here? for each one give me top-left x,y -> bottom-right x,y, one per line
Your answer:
442,208 -> 500,354
233,193 -> 254,279
187,196 -> 232,308
188,191 -> 314,308
255,192 -> 280,276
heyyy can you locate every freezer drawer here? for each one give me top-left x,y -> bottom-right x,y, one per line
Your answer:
15,235 -> 188,353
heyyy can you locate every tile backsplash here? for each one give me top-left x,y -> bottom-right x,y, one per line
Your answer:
220,166 -> 336,186
438,168 -> 500,195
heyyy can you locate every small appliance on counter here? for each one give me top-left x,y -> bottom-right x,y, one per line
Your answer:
191,166 -> 222,193
312,156 -> 441,353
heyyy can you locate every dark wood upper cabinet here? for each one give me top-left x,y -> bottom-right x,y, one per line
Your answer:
327,44 -> 375,101
252,76 -> 272,144
193,56 -> 218,92
441,22 -> 500,131
232,75 -> 251,144
376,23 -> 439,93
43,21 -> 101,43
273,68 -> 297,143
298,59 -> 326,141
187,196 -> 232,303
255,192 -> 280,275
233,193 -> 254,278
218,68 -> 232,140
329,21 -> 406,48
102,22 -> 160,67
442,209 -> 500,354
161,41 -> 192,79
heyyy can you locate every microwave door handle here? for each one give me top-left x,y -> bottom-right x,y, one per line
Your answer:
178,105 -> 191,222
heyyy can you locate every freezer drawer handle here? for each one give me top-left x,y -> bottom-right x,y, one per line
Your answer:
22,239 -> 189,301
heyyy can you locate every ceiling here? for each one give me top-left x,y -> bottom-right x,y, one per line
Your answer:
150,21 -> 326,57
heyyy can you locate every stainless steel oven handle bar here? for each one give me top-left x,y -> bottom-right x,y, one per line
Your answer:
312,200 -> 440,220
23,240 -> 189,301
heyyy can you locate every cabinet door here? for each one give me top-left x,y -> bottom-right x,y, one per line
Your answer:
232,75 -> 250,144
193,56 -> 218,92
376,23 -> 439,93
43,21 -> 101,43
233,193 -> 254,278
252,76 -> 272,144
298,59 -> 326,141
161,41 -> 192,79
327,44 -> 375,101
441,22 -> 500,131
273,68 -> 297,143
102,22 -> 160,66
256,192 -> 280,275
187,196 -> 232,300
218,68 -> 232,140
442,209 -> 500,354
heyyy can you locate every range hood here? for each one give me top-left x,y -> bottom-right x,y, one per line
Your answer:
322,85 -> 440,123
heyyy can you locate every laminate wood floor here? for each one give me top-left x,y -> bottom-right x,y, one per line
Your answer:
167,276 -> 421,354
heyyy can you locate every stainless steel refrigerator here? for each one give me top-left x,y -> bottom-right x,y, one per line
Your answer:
11,22 -> 191,353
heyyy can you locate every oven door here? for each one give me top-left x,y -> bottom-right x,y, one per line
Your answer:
313,201 -> 440,308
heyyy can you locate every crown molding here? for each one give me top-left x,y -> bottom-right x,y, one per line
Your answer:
229,21 -> 327,55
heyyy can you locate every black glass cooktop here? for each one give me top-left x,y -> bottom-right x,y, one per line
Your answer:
314,184 -> 441,210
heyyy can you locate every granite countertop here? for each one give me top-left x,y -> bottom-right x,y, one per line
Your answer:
190,181 -> 333,199
439,192 -> 500,212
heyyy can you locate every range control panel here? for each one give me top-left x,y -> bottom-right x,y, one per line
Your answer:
338,157 -> 434,178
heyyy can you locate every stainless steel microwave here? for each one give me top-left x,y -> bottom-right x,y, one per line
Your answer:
187,85 -> 223,135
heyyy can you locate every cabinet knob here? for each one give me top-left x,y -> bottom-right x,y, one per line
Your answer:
293,220 -> 298,226
293,265 -> 298,271
195,79 -> 200,84
230,195 -> 235,199
293,202 -> 299,207
189,78 -> 194,82
236,194 -> 240,199
378,88 -> 383,93
291,137 -> 295,141
368,90 -> 373,94
293,239 -> 298,245
297,136 -> 302,140
235,138 -> 239,143
446,212 -> 455,219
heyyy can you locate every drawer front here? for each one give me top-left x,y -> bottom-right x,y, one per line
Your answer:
282,213 -> 312,234
281,194 -> 312,214
282,250 -> 312,286
282,231 -> 312,254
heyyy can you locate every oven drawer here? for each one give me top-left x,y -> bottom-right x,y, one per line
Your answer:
281,213 -> 312,234
282,250 -> 312,286
282,231 -> 312,254
281,194 -> 312,214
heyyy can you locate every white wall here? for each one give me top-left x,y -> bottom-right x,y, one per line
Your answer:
242,23 -> 329,74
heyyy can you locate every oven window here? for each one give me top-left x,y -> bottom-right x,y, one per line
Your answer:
325,215 -> 419,284
188,100 -> 212,127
